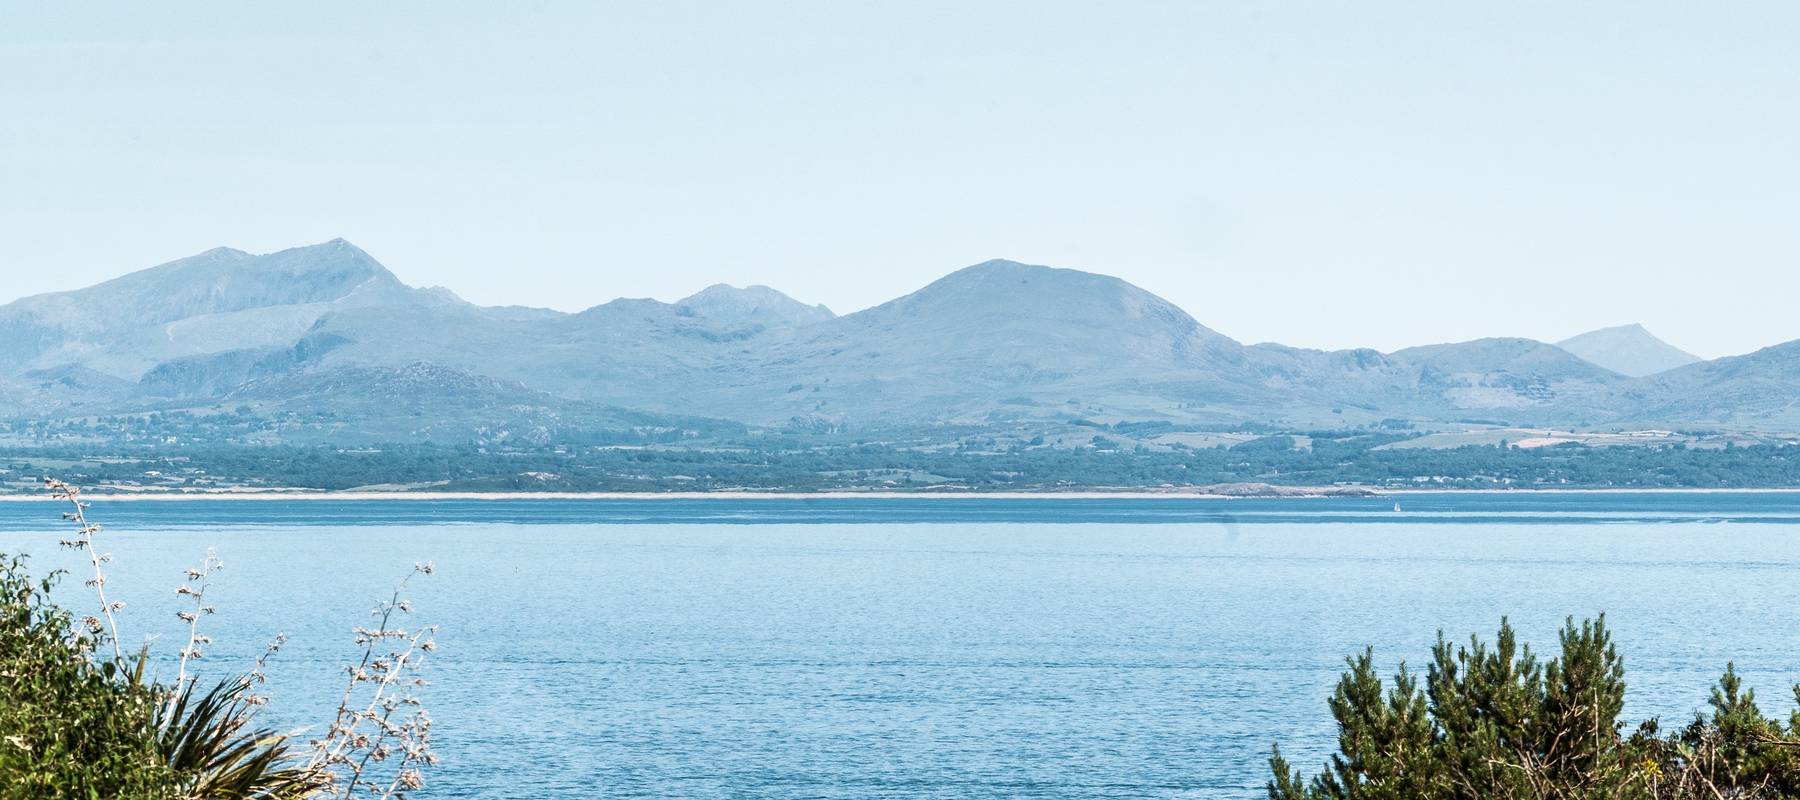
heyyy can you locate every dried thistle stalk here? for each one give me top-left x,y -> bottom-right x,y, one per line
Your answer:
309,561 -> 440,798
45,477 -> 123,661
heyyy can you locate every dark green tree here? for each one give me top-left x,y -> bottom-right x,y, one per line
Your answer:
1270,616 -> 1800,800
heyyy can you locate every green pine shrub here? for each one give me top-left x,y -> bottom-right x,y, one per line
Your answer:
1272,616 -> 1800,799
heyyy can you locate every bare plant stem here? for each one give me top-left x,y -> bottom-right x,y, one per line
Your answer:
46,478 -> 123,662
166,548 -> 222,719
38,478 -> 437,797
309,563 -> 438,797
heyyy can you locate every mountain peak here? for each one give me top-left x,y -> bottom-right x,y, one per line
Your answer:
268,237 -> 394,274
6,239 -> 404,318
194,245 -> 254,261
962,258 -> 1033,270
675,283 -> 834,328
939,258 -> 1066,281
908,260 -> 1210,332
0,239 -> 421,379
1557,323 -> 1701,377
837,257 -> 1240,361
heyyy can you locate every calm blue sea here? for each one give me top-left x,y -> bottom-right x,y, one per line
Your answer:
4,492 -> 1800,798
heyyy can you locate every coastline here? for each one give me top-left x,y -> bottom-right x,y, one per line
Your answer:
4,486 -> 1800,502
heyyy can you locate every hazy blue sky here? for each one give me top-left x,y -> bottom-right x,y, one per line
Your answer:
4,2 -> 1797,357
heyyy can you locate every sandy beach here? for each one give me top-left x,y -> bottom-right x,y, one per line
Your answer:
3,486 -> 1800,502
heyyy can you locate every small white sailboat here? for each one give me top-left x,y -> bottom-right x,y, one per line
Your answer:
1393,501 -> 1402,513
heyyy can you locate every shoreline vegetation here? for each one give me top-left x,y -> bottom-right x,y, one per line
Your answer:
1272,618 -> 1800,799
15,482 -> 1800,797
8,485 -> 1800,502
0,479 -> 438,798
7,435 -> 1800,495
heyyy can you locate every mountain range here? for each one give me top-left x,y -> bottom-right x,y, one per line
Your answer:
3,240 -> 1795,442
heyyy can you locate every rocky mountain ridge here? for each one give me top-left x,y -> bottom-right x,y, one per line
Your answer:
1,240 -> 1788,440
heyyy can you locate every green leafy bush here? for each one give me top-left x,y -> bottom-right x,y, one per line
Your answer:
0,554 -> 321,799
0,554 -> 173,798
2,479 -> 439,798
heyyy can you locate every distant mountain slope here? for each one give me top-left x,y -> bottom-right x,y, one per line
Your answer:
1388,338 -> 1625,425
1396,337 -> 1614,380
290,258 -> 1279,426
290,292 -> 776,414
1557,324 -> 1701,377
676,284 -> 834,328
0,240 -> 445,380
224,362 -> 741,444
1621,340 -> 1800,429
738,260 -> 1275,424
10,239 -> 1800,438
1248,338 -> 1626,426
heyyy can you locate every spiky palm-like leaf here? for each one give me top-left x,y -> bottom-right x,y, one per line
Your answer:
153,677 -> 323,800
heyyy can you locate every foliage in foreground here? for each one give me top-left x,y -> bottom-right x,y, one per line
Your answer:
0,554 -> 318,799
0,554 -> 171,797
1271,617 -> 1800,799
0,479 -> 436,798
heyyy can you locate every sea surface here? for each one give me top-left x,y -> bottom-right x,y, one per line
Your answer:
4,492 -> 1800,798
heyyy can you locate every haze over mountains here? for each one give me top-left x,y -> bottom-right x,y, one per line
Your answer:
3,240 -> 1796,441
